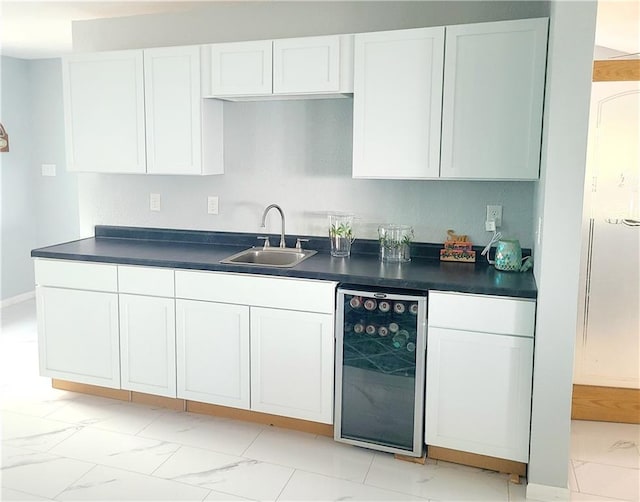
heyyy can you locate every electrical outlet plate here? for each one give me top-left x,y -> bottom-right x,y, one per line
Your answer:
150,193 -> 161,212
486,205 -> 503,227
207,196 -> 219,215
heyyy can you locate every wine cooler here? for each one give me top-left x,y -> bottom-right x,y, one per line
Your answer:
334,286 -> 427,457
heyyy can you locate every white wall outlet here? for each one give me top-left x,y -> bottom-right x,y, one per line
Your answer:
41,164 -> 56,176
150,193 -> 161,212
207,196 -> 219,215
486,205 -> 503,227
485,220 -> 496,232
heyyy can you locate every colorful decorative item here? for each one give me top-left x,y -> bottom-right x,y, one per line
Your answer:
440,229 -> 476,263
0,122 -> 9,152
494,239 -> 522,271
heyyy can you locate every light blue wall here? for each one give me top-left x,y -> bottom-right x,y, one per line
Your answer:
29,59 -> 79,248
0,56 -> 38,301
0,57 -> 80,302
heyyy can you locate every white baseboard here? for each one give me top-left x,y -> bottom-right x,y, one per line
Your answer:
1,291 -> 35,309
526,483 -> 570,501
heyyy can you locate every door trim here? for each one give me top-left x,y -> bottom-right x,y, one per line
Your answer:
593,60 -> 640,82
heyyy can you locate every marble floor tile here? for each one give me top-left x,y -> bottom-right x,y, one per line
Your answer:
137,410 -> 265,456
573,460 -> 640,501
570,491 -> 631,501
242,427 -> 375,483
365,452 -> 510,501
278,469 -> 427,501
44,394 -> 171,435
48,426 -> 180,475
1,487 -> 55,501
56,464 -> 210,501
153,445 -> 293,500
1,445 -> 95,499
1,411 -> 83,452
571,420 -> 640,470
204,490 -> 254,501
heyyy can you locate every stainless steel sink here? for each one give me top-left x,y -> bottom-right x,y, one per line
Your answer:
220,247 -> 317,268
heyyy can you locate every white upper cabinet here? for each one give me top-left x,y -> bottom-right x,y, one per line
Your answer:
273,35 -> 353,94
440,18 -> 548,180
210,40 -> 273,97
209,35 -> 353,98
63,46 -> 223,175
352,28 -> 445,179
144,46 -> 202,175
63,50 -> 146,173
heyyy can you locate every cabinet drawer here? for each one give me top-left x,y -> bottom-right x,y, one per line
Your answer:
428,291 -> 535,337
34,259 -> 117,292
118,265 -> 174,297
176,271 -> 337,314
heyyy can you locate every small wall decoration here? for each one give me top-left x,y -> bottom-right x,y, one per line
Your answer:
0,122 -> 9,152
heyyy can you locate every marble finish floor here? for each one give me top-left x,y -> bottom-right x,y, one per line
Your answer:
2,299 -> 639,501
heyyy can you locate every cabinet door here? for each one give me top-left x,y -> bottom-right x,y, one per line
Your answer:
440,18 -> 548,180
144,46 -> 202,175
119,294 -> 176,397
250,307 -> 334,424
36,286 -> 120,388
273,35 -> 340,94
352,27 -> 444,179
175,299 -> 250,409
62,50 -> 146,173
210,40 -> 272,96
425,327 -> 533,462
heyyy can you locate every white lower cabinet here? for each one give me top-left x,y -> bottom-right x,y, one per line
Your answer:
119,294 -> 176,397
250,307 -> 334,424
175,299 -> 250,409
36,286 -> 120,388
425,291 -> 535,463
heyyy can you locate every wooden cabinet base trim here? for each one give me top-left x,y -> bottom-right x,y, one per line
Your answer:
52,379 -> 130,401
427,445 -> 526,477
51,379 -> 332,436
593,60 -> 640,82
131,391 -> 186,411
571,384 -> 640,424
186,401 -> 334,437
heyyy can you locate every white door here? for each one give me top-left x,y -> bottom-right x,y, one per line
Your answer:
210,40 -> 272,96
250,307 -> 334,424
440,18 -> 548,180
425,327 -> 533,462
36,286 -> 120,388
175,299 -> 250,409
273,36 -> 340,94
144,46 -> 202,175
576,81 -> 640,389
352,27 -> 444,179
119,294 -> 176,397
62,50 -> 146,173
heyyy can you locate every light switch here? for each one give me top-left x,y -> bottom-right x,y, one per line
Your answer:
207,196 -> 219,215
41,164 -> 56,176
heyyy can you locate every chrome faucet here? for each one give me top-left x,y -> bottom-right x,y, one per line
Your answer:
260,204 -> 286,248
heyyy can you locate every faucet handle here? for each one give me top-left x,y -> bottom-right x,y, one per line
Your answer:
295,238 -> 309,250
257,236 -> 271,249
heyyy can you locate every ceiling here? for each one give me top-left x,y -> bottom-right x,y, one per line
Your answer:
0,0 -> 638,60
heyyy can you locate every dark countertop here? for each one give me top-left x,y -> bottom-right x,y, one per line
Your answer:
31,226 -> 537,299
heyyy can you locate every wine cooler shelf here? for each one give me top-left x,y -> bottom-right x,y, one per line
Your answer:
342,294 -> 422,376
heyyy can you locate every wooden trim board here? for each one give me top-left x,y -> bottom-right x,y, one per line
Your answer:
131,391 -> 186,411
427,445 -> 527,477
186,401 -> 334,437
593,60 -> 640,82
51,379 -> 333,436
52,379 -> 130,401
572,384 -> 640,424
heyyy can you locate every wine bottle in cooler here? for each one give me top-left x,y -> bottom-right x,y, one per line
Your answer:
365,324 -> 377,335
349,296 -> 363,309
409,303 -> 419,315
377,325 -> 389,337
364,298 -> 377,311
392,329 -> 409,348
353,322 -> 365,334
378,300 -> 391,313
388,322 -> 400,334
393,302 -> 406,314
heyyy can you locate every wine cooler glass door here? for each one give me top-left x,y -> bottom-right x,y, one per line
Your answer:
335,287 -> 427,456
